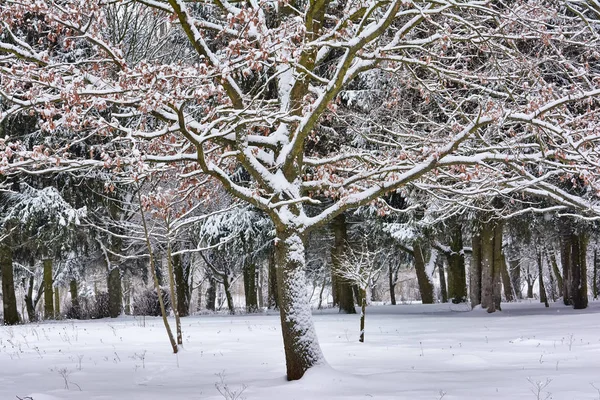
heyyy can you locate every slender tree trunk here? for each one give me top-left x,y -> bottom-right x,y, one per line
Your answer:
138,190 -> 177,354
546,254 -> 557,302
413,243 -> 434,304
359,289 -> 366,343
570,232 -> 588,310
166,242 -> 183,345
173,253 -> 190,317
331,214 -> 355,313
243,261 -> 259,313
537,250 -> 549,307
25,275 -> 37,322
594,249 -> 599,300
480,222 -> 494,310
275,230 -> 325,380
491,221 -> 503,311
107,267 -> 122,318
70,279 -> 81,319
317,277 -> 326,309
54,286 -> 61,319
43,259 -> 54,320
388,264 -> 397,305
500,255 -> 514,302
559,218 -> 572,305
1,244 -> 19,325
257,264 -> 264,309
446,222 -> 467,303
206,277 -> 217,311
509,259 -> 522,299
470,230 -> 482,307
223,277 -> 235,314
267,249 -> 278,309
122,274 -> 132,316
547,249 -> 563,297
437,256 -> 448,303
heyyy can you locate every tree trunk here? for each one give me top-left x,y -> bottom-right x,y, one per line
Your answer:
359,290 -> 366,343
1,244 -> 19,325
206,277 -> 217,311
413,242 -> 434,304
223,277 -> 235,314
500,255 -> 514,302
317,277 -> 326,309
594,249 -> 599,300
54,286 -> 61,319
509,259 -> 522,299
24,275 -> 37,322
537,250 -> 549,307
107,267 -> 122,318
548,250 -> 563,297
257,263 -> 264,309
388,264 -> 397,305
480,222 -> 494,310
446,223 -> 467,303
43,259 -> 54,320
331,214 -> 355,313
267,249 -> 278,309
559,218 -> 572,305
69,279 -> 81,319
243,261 -> 259,312
173,253 -> 190,317
275,230 -> 325,380
491,221 -> 503,311
437,255 -> 448,303
570,232 -> 588,310
470,230 -> 482,307
526,266 -> 535,299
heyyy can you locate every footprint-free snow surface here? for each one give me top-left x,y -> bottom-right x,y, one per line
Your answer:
2,301 -> 600,399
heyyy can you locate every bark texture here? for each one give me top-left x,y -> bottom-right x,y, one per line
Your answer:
107,267 -> 122,318
43,259 -> 54,320
243,261 -> 259,312
275,231 -> 325,380
1,244 -> 19,325
446,223 -> 467,303
413,243 -> 434,304
173,253 -> 190,317
331,214 -> 355,314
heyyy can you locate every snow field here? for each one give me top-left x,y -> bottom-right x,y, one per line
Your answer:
1,301 -> 600,399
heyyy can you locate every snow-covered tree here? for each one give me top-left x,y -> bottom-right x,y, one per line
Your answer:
3,0 -> 600,379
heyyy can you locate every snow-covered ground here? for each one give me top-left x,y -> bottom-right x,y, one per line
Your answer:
2,301 -> 600,400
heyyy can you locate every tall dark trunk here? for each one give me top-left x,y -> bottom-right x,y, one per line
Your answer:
70,279 -> 81,319
509,259 -> 522,299
1,244 -> 19,325
243,261 -> 259,313
500,255 -> 514,302
470,230 -> 482,306
267,249 -> 279,309
437,255 -> 448,303
107,267 -> 122,318
413,242 -> 434,304
547,250 -> 563,298
446,223 -> 467,303
43,259 -> 54,320
331,214 -> 355,314
537,250 -> 548,307
388,264 -> 397,305
275,230 -> 325,380
594,249 -> 599,300
54,286 -> 61,319
491,221 -> 503,311
173,253 -> 190,317
223,278 -> 235,314
24,275 -> 37,322
206,277 -> 217,311
570,232 -> 588,310
480,221 -> 494,310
